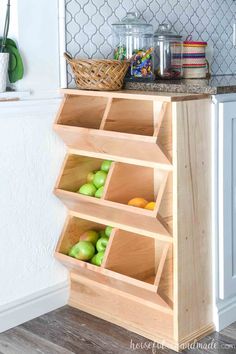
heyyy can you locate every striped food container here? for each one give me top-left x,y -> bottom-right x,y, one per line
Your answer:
183,39 -> 208,79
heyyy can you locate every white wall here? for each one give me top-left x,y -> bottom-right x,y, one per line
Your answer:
0,99 -> 68,303
0,0 -> 69,331
16,0 -> 61,94
0,0 -> 61,95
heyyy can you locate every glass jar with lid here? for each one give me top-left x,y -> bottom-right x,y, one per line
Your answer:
112,12 -> 154,80
154,24 -> 183,79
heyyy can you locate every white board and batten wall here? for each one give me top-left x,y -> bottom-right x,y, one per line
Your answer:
0,0 -> 68,333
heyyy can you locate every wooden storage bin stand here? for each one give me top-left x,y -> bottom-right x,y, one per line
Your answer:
54,89 -> 214,352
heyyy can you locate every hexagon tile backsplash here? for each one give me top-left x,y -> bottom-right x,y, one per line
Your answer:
65,0 -> 236,87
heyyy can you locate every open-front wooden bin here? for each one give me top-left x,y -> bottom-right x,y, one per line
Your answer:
54,154 -> 171,239
54,90 -> 175,169
55,215 -> 171,294
54,89 -> 214,351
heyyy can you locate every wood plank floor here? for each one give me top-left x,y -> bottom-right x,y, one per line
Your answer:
0,306 -> 235,354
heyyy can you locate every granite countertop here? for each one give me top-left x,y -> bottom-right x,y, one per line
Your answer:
124,75 -> 236,95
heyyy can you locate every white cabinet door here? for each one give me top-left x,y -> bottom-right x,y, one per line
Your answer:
219,101 -> 236,299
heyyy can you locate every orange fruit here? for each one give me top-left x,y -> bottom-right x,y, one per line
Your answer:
128,197 -> 148,209
145,202 -> 156,211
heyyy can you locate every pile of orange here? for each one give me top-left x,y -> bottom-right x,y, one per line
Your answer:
127,198 -> 156,211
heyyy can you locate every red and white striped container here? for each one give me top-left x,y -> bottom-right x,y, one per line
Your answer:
183,37 -> 208,78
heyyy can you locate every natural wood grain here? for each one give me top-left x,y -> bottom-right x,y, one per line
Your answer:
61,88 -> 210,102
154,243 -> 170,288
103,98 -> 154,136
103,162 -> 155,206
1,307 -> 235,354
55,154 -> 104,192
0,327 -> 73,354
103,229 -> 156,283
53,89 -> 214,351
69,276 -> 174,345
55,216 -> 170,292
99,97 -> 113,130
70,271 -> 172,313
54,191 -> 172,241
172,98 -> 213,342
21,307 -> 142,354
158,173 -> 173,233
54,125 -> 172,170
157,101 -> 173,162
157,244 -> 173,306
153,102 -> 169,137
55,215 -> 106,255
56,94 -> 107,128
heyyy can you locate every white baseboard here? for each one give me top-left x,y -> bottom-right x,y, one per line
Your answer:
0,281 -> 69,333
215,295 -> 236,331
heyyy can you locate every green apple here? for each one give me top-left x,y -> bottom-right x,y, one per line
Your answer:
87,171 -> 96,183
101,160 -> 112,173
78,183 -> 97,197
96,236 -> 109,252
98,230 -> 106,238
80,230 -> 99,245
105,226 -> 113,237
93,171 -> 107,189
91,251 -> 105,266
68,241 -> 95,261
95,186 -> 104,198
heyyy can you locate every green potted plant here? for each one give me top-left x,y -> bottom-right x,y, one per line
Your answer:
0,0 -> 24,92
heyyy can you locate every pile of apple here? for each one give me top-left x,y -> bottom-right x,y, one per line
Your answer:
128,197 -> 156,211
68,225 -> 113,266
77,160 -> 112,198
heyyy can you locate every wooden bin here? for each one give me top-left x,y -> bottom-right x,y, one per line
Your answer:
55,215 -> 171,294
54,91 -> 175,169
54,89 -> 214,351
54,154 -> 172,240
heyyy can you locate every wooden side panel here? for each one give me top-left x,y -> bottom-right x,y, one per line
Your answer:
172,99 -> 213,341
103,98 -> 154,136
56,95 -> 107,128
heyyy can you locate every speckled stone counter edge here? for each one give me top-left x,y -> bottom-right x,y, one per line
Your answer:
124,81 -> 236,95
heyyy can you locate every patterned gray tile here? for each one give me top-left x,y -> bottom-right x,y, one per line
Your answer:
65,0 -> 236,87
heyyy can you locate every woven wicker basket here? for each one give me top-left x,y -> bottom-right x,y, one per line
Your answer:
64,53 -> 130,91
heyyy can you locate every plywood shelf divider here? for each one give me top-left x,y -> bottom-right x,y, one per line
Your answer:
100,161 -> 116,200
153,101 -> 169,137
99,97 -> 113,130
100,227 -> 118,268
154,243 -> 170,288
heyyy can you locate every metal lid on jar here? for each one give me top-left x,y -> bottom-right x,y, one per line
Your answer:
154,23 -> 182,41
112,12 -> 153,34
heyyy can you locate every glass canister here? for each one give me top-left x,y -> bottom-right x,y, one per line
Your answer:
154,24 -> 183,79
112,12 -> 154,80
